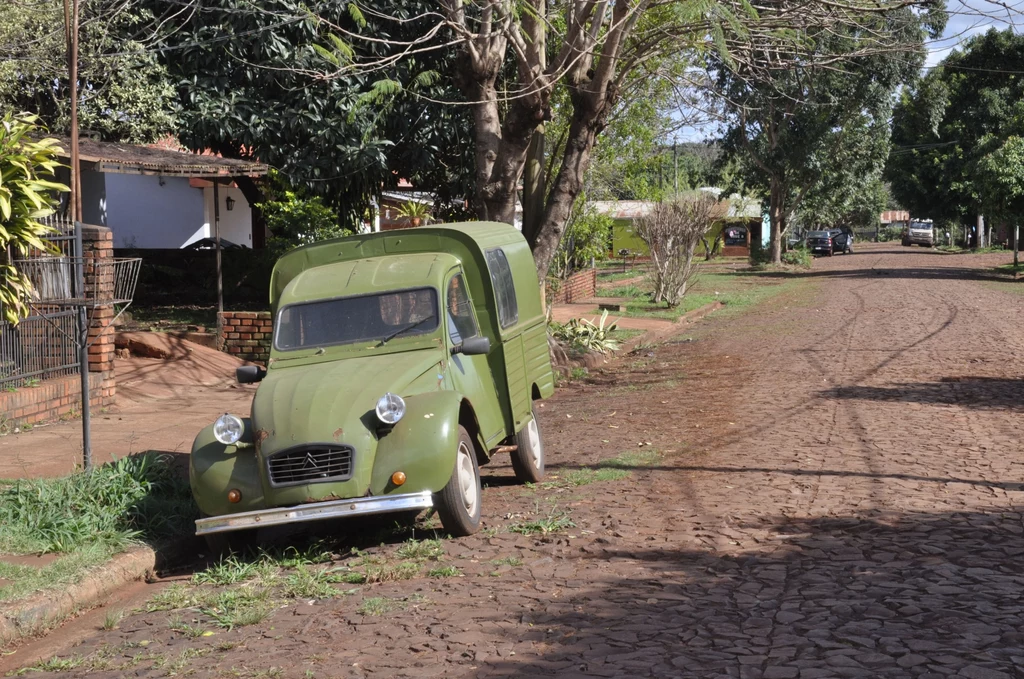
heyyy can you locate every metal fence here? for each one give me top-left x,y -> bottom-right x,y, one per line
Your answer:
0,309 -> 79,387
0,217 -> 81,390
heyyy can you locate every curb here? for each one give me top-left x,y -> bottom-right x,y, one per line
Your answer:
0,545 -> 157,649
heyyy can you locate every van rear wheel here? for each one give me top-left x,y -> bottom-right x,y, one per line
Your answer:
511,405 -> 545,483
434,426 -> 482,537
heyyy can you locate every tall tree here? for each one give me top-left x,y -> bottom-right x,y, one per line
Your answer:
713,6 -> 943,263
139,0 -> 475,224
0,0 -> 175,142
888,29 -> 1024,230
336,0 -> 945,279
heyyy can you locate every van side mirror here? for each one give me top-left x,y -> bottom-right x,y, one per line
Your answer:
237,365 -> 266,384
452,337 -> 490,356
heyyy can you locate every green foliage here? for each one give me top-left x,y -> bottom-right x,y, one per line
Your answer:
550,310 -> 620,355
781,247 -> 812,268
716,7 -> 942,257
136,0 -> 474,227
258,171 -> 347,248
0,113 -> 67,323
888,29 -> 1024,223
0,453 -> 195,554
395,200 -> 432,221
0,0 -> 176,142
977,136 -> 1024,222
550,196 -> 613,277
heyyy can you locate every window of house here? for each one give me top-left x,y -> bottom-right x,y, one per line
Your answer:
485,248 -> 518,328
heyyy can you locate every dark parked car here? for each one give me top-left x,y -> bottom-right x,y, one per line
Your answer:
806,229 -> 853,256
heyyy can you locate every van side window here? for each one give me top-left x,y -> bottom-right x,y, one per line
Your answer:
485,248 -> 518,328
446,273 -> 479,344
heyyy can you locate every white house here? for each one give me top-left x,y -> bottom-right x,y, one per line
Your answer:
58,138 -> 268,249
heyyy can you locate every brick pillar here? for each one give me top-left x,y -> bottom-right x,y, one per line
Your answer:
80,225 -> 116,403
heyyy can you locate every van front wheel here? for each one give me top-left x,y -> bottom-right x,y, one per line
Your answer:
434,426 -> 482,536
511,407 -> 545,483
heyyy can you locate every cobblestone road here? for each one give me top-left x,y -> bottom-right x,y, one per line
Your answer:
16,244 -> 1024,679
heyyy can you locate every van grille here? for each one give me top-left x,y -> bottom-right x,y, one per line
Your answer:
266,445 -> 354,487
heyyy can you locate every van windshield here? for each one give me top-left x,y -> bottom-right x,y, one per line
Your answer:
275,288 -> 440,351
910,222 -> 932,230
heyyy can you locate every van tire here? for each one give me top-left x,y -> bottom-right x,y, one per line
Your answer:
434,426 -> 482,536
511,406 -> 545,483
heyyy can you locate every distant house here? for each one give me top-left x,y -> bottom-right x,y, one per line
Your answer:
55,138 -> 268,249
593,190 -> 764,257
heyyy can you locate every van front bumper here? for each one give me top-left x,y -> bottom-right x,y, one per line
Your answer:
195,491 -> 434,536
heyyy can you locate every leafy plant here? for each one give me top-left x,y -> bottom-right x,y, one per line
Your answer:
507,509 -> 576,535
0,113 -> 68,324
395,200 -> 432,222
781,247 -> 812,267
550,309 -> 620,354
258,170 -> 347,248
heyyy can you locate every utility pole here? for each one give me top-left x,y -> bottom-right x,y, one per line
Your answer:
213,181 -> 224,339
673,143 -> 679,196
63,0 -> 81,221
975,214 -> 985,250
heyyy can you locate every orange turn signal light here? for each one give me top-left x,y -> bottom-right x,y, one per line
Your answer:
227,489 -> 242,503
391,471 -> 407,486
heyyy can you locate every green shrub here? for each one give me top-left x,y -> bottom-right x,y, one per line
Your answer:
781,248 -> 812,267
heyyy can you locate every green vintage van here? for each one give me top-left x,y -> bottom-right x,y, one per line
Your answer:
190,222 -> 555,547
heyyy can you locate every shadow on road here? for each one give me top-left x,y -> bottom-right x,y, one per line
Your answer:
474,507 -> 1024,677
820,376 -> 1024,411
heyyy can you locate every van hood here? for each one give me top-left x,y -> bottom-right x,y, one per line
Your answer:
251,350 -> 443,455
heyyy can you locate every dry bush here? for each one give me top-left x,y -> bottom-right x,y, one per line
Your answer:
634,195 -> 725,307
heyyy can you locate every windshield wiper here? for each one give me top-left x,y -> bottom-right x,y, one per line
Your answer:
377,316 -> 434,346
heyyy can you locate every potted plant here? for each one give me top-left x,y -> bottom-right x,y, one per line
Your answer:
396,200 -> 432,227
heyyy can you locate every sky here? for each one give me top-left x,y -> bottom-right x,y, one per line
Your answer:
926,0 -> 1024,67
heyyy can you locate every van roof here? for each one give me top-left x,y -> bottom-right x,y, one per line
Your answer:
278,253 -> 457,307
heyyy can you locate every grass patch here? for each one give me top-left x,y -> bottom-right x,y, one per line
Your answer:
507,509 -> 576,535
426,565 -> 463,578
599,450 -> 663,469
192,554 -> 277,587
357,596 -> 407,616
201,586 -> 275,630
169,618 -> 208,639
604,271 -> 806,322
363,561 -> 419,583
395,538 -> 444,562
281,565 -> 342,599
0,453 -> 195,603
559,467 -> 631,486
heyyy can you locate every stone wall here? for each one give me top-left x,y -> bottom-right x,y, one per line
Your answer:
218,311 -> 272,364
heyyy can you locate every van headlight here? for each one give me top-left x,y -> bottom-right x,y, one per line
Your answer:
375,393 -> 406,425
213,413 -> 245,445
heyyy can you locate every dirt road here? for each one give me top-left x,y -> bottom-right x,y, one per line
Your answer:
13,243 -> 1024,678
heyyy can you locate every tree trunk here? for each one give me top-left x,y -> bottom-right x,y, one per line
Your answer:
531,110 -> 604,282
768,178 -> 785,264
